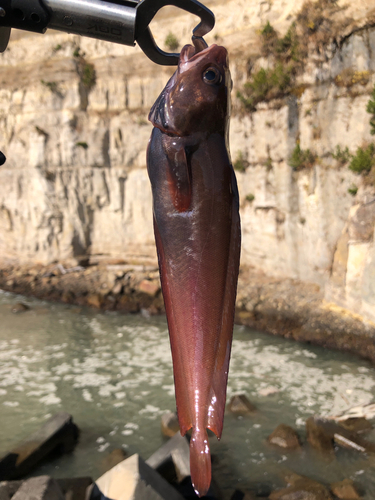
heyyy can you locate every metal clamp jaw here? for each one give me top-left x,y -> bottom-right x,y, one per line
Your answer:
0,0 -> 215,65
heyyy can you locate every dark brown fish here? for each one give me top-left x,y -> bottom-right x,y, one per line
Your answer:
147,40 -> 240,497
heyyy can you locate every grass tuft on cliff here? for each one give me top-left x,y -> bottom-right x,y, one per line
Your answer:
288,144 -> 316,171
366,84 -> 375,136
349,144 -> 375,174
237,0 -> 352,112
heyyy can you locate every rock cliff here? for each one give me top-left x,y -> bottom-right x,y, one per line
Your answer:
1,0 -> 375,323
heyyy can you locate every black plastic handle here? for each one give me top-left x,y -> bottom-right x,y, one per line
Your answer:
0,0 -> 50,33
135,0 -> 215,65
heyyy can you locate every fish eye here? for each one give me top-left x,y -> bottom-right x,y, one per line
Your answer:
202,67 -> 222,85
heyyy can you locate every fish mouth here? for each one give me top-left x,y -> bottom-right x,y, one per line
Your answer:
179,39 -> 228,73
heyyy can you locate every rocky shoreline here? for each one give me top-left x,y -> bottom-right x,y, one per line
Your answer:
1,259 -> 375,364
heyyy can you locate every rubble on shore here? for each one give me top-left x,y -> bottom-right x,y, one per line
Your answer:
1,260 -> 375,364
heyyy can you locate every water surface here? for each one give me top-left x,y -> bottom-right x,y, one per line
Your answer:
1,290 -> 375,498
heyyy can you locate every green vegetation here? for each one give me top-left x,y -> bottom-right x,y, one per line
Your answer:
237,0 -> 351,112
332,145 -> 351,164
73,47 -> 81,58
233,151 -> 248,172
81,62 -> 96,90
245,193 -> 255,203
366,84 -> 375,135
76,142 -> 88,149
165,33 -> 179,51
348,184 -> 358,196
349,144 -> 375,174
237,64 -> 292,111
275,23 -> 302,63
238,22 -> 302,111
53,44 -> 62,53
288,144 -> 316,171
41,80 -> 58,93
334,69 -> 371,88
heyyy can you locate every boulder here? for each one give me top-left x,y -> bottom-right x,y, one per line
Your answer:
11,303 -> 29,313
161,411 -> 180,438
89,453 -> 184,500
55,477 -> 93,500
0,480 -> 22,500
269,472 -> 332,500
330,478 -> 361,499
146,432 -> 190,483
306,417 -> 335,453
306,417 -> 375,454
12,476 -> 64,500
0,477 -> 92,500
100,449 -> 127,474
86,294 -> 103,308
0,412 -> 79,480
231,489 -> 257,499
227,395 -> 257,415
267,424 -> 301,450
138,280 -> 160,297
338,417 -> 372,434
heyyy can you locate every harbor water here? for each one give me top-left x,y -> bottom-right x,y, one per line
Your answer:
1,289 -> 375,498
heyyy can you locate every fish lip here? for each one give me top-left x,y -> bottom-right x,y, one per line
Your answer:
179,43 -> 227,73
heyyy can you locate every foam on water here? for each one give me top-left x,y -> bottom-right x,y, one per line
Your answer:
1,292 -> 375,497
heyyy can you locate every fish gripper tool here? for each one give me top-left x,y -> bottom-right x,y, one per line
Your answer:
0,0 -> 215,65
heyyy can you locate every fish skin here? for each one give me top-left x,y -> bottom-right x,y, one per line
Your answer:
147,43 -> 240,497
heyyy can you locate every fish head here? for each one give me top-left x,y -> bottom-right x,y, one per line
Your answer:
149,43 -> 231,137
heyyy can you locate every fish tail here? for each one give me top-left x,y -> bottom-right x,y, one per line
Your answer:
190,426 -> 211,497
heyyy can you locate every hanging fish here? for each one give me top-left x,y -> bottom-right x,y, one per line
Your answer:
147,38 -> 241,497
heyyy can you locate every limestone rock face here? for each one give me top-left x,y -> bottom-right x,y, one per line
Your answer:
1,1 -> 375,322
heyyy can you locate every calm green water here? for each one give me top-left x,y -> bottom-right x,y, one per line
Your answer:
1,289 -> 375,498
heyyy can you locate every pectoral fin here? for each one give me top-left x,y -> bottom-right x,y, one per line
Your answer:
163,138 -> 192,212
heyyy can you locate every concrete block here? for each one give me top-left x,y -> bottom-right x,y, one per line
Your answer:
0,413 -> 79,480
146,433 -> 190,483
12,476 -> 64,500
90,453 -> 184,500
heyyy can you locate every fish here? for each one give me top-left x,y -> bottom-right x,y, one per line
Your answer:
147,38 -> 241,497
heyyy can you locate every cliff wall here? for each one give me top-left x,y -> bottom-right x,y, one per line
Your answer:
1,0 -> 375,322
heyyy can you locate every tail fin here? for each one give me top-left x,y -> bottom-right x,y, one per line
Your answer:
190,427 -> 211,497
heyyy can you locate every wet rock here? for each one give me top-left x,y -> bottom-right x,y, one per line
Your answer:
270,472 -> 332,500
116,295 -> 140,313
12,476 -> 64,500
227,394 -> 256,415
161,411 -> 180,438
100,448 -> 127,474
338,417 -> 372,434
0,412 -> 79,480
146,432 -> 190,483
86,294 -> 103,309
11,303 -> 29,313
258,386 -> 279,396
61,291 -> 75,303
0,480 -> 22,500
267,424 -> 301,450
231,489 -> 257,500
306,417 -> 375,454
138,279 -> 160,297
112,282 -> 123,295
330,478 -> 361,499
306,417 -> 335,453
90,453 -> 184,500
56,477 -> 93,500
